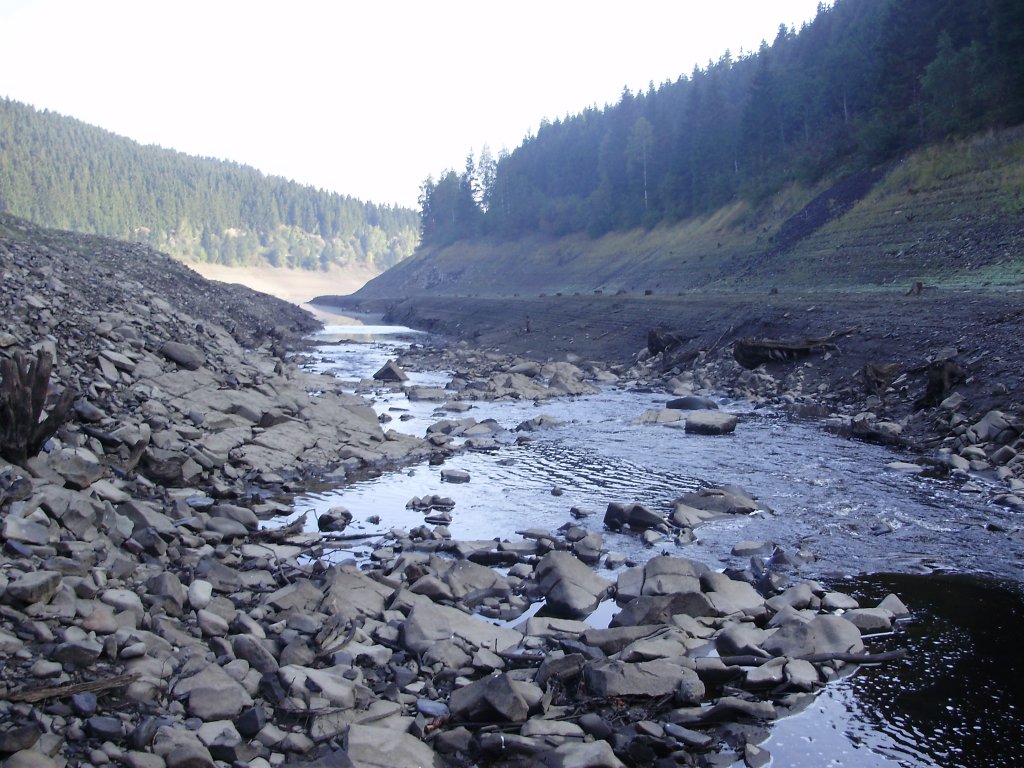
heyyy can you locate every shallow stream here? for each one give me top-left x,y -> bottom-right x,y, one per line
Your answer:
293,318 -> 1024,767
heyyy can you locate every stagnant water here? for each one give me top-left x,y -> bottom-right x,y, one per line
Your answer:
292,319 -> 1024,767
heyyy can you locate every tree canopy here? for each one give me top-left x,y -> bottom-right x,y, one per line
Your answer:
0,99 -> 419,271
419,0 -> 1024,246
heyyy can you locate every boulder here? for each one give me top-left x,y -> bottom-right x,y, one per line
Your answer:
6,571 -> 62,605
585,659 -> 704,701
159,341 -> 205,370
685,411 -> 738,435
604,502 -> 664,532
48,447 -> 105,489
449,673 -> 529,723
402,599 -> 522,655
666,395 -> 718,411
535,551 -> 612,619
441,469 -> 471,483
372,359 -> 409,382
762,614 -> 865,658
346,724 -> 442,768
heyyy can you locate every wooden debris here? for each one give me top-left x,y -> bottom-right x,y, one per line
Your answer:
6,672 -> 139,704
733,328 -> 857,369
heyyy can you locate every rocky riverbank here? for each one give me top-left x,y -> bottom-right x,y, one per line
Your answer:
0,217 -> 1009,768
328,289 -> 1024,511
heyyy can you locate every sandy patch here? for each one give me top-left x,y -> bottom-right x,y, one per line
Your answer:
187,262 -> 376,306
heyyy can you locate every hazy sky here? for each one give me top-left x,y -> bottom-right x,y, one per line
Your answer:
1,1 -> 828,208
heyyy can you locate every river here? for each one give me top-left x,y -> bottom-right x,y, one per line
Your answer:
290,317 -> 1024,768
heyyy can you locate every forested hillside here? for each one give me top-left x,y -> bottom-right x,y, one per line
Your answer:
419,0 -> 1024,246
0,98 -> 419,271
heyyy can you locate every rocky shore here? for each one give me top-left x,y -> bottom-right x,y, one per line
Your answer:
0,217 -> 1016,768
332,289 -> 1024,510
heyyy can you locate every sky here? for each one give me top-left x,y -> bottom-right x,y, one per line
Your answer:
0,0 -> 828,209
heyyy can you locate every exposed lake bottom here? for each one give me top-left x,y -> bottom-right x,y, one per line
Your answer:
294,323 -> 1024,767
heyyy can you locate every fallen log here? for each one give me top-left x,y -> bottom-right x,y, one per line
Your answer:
6,672 -> 139,703
733,327 -> 857,370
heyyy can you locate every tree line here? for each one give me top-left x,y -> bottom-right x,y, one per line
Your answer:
419,0 -> 1024,246
0,98 -> 419,271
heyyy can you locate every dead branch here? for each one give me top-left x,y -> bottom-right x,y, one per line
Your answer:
5,672 -> 139,703
0,350 -> 75,465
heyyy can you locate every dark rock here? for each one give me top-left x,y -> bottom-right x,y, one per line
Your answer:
70,692 -> 98,716
318,506 -> 353,532
667,395 -> 718,411
373,359 -> 409,382
86,715 -> 124,740
0,723 -> 42,753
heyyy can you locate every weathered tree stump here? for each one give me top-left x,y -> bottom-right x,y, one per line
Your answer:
0,350 -> 75,465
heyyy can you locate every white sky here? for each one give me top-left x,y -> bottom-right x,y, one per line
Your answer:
0,0 -> 827,208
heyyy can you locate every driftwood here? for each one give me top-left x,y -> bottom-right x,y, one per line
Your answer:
0,350 -> 75,464
717,648 -> 906,667
6,672 -> 139,703
733,327 -> 857,370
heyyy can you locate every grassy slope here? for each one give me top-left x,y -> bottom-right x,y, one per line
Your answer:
351,127 -> 1024,300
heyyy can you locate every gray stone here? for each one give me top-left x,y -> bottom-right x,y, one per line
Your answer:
49,447 -> 105,490
878,593 -> 911,618
541,740 -> 626,768
372,359 -> 409,382
402,599 -> 522,655
612,591 -> 716,627
685,411 -> 738,435
6,571 -> 62,605
844,608 -> 893,632
159,341 -> 205,370
762,614 -> 865,658
586,659 -> 704,701
441,469 -> 471,483
231,635 -> 279,674
346,723 -> 442,768
449,673 -> 529,723
535,551 -> 612,619
2,516 -> 51,545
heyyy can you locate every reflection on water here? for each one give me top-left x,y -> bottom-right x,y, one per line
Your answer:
766,574 -> 1024,768
294,327 -> 1024,768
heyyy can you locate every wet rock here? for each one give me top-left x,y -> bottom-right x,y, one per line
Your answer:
603,502 -> 663,532
732,540 -> 774,557
318,506 -> 353,532
441,469 -> 471,483
373,359 -> 409,382
685,411 -> 738,435
667,395 -> 719,411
